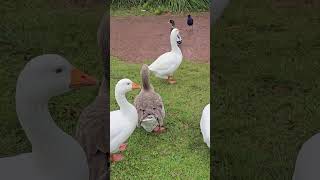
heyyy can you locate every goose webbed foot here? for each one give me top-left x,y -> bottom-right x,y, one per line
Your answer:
110,153 -> 124,162
167,76 -> 177,84
119,143 -> 128,151
153,126 -> 166,134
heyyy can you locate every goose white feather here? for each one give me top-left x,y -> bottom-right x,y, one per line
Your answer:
148,28 -> 183,79
110,79 -> 140,153
292,133 -> 320,180
200,104 -> 210,148
0,54 -> 97,180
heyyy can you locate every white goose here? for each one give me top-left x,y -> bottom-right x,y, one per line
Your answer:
200,104 -> 210,148
110,79 -> 140,162
292,133 -> 320,180
148,28 -> 183,84
0,54 -> 97,180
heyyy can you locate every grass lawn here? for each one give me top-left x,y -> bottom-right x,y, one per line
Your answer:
0,0 -> 104,156
111,7 -> 208,17
110,57 -> 210,179
212,0 -> 320,179
111,7 -> 155,16
110,0 -> 209,16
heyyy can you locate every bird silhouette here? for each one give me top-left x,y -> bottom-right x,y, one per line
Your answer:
187,14 -> 193,31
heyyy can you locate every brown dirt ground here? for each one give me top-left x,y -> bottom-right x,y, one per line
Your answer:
110,12 -> 210,63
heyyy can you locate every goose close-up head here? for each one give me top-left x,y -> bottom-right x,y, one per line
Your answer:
16,54 -> 97,101
0,54 -> 98,180
115,78 -> 141,95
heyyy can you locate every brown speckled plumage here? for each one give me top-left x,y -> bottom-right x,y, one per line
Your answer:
75,77 -> 107,180
134,64 -> 165,127
75,13 -> 108,180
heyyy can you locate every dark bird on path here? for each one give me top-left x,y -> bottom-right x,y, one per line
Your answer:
187,14 -> 193,31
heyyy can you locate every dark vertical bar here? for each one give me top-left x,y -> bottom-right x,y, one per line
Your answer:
211,0 -> 230,179
210,1 -> 213,180
98,1 -> 110,179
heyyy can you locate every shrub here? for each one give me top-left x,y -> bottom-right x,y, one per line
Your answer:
111,0 -> 209,12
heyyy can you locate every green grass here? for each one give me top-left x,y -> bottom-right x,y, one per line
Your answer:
111,7 -> 155,16
111,0 -> 209,14
111,7 -> 207,16
0,0 -> 104,156
212,0 -> 320,179
110,57 -> 210,179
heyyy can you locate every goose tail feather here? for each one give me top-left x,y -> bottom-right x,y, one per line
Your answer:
141,64 -> 151,91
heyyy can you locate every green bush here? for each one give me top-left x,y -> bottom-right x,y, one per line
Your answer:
154,8 -> 163,15
111,0 -> 209,12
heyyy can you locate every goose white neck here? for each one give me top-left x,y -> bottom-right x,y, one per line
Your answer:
15,83 -> 71,154
115,90 -> 135,112
170,34 -> 182,54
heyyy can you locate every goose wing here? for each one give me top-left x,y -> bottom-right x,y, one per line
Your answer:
149,52 -> 178,72
110,110 -> 132,152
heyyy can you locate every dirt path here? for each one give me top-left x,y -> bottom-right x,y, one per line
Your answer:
110,12 -> 210,63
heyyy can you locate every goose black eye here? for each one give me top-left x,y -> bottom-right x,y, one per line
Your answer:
153,107 -> 156,110
127,83 -> 130,85
55,68 -> 63,74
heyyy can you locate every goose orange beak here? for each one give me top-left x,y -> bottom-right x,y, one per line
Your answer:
70,68 -> 97,89
132,82 -> 141,90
